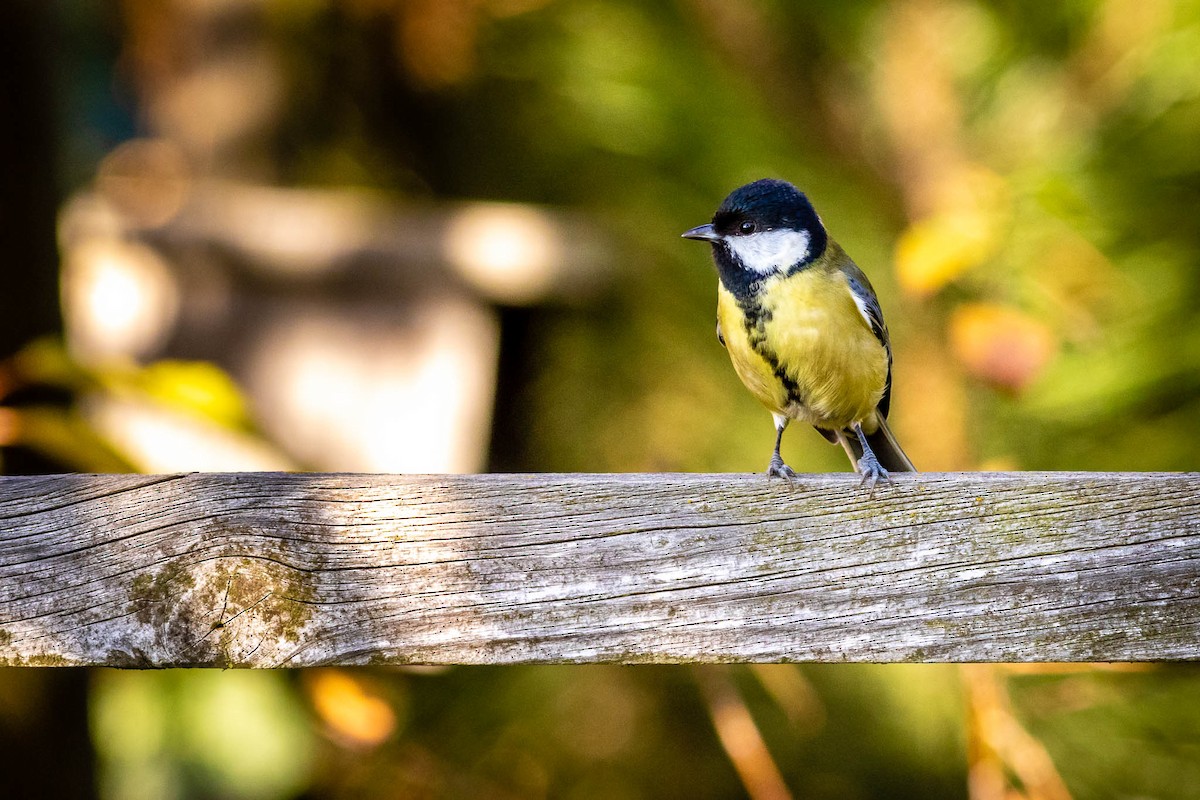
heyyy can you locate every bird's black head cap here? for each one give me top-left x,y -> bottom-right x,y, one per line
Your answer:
712,179 -> 827,245
687,179 -> 829,301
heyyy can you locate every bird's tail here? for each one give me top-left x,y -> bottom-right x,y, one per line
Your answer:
836,417 -> 916,473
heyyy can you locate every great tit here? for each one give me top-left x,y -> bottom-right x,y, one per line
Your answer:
683,178 -> 914,484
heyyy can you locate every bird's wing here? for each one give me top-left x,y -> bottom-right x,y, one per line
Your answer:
844,271 -> 887,345
843,266 -> 893,419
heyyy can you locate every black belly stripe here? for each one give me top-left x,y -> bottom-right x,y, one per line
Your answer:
741,297 -> 806,409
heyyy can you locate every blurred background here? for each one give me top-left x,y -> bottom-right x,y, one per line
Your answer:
2,0 -> 1199,797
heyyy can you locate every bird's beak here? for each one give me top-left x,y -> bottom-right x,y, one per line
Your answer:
681,223 -> 721,242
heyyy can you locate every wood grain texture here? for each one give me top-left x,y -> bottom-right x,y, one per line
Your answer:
0,472 -> 1197,667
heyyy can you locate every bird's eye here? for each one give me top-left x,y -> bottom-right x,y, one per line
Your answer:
739,221 -> 757,234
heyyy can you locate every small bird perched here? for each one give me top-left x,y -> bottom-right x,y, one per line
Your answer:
682,178 -> 914,485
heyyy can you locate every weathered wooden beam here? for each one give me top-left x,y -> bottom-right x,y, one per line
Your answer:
0,472 -> 1196,667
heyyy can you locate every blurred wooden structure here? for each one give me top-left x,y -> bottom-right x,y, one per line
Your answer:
1,471 -> 1196,667
57,181 -> 608,474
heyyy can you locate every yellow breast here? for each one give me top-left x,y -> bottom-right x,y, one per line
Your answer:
716,265 -> 889,431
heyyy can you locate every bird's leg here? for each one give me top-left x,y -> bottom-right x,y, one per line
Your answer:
767,416 -> 796,479
853,423 -> 889,488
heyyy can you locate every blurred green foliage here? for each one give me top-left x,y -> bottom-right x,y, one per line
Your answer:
254,0 -> 1200,476
1014,667 -> 1200,799
6,0 -> 1200,798
1,338 -> 285,473
91,670 -> 314,800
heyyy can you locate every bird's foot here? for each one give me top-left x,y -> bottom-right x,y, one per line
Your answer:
767,455 -> 797,480
857,452 -> 890,491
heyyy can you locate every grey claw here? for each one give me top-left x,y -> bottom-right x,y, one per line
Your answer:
857,456 -> 889,490
767,456 -> 797,480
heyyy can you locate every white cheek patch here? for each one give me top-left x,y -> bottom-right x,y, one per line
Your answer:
725,229 -> 812,274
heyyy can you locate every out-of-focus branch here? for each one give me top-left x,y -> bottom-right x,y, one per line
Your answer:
695,665 -> 793,800
962,665 -> 1074,800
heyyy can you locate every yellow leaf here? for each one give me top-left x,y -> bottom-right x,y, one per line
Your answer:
895,211 -> 996,296
895,164 -> 1010,297
112,360 -> 252,430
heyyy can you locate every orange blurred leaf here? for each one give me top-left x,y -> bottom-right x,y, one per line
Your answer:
949,303 -> 1057,392
306,669 -> 398,749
